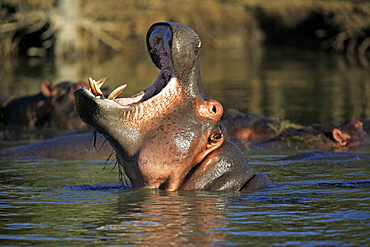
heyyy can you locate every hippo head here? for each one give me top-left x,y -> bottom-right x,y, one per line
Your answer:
75,22 -> 270,191
332,117 -> 370,148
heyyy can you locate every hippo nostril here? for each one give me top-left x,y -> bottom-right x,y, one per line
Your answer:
212,105 -> 217,113
198,100 -> 223,120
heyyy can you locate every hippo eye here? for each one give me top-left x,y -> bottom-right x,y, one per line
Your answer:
213,132 -> 222,139
209,131 -> 222,144
195,40 -> 201,56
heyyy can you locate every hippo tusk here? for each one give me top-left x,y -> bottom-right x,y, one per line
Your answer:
108,84 -> 128,100
96,77 -> 107,87
89,77 -> 127,100
88,77 -> 104,97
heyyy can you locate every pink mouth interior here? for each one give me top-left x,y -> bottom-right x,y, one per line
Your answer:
111,26 -> 174,107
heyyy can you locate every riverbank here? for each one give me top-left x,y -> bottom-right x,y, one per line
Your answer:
1,0 -> 369,58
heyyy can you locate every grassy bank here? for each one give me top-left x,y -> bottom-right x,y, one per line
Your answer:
1,0 -> 369,58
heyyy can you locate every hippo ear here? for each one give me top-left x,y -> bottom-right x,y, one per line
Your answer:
197,99 -> 223,121
332,128 -> 351,146
40,81 -> 55,97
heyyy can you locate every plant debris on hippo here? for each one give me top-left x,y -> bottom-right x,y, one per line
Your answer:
221,109 -> 370,151
74,22 -> 271,191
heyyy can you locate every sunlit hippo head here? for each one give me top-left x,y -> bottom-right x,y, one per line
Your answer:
75,22 -> 270,191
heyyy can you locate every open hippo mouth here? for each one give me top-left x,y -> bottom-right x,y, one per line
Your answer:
75,22 -> 271,191
75,22 -> 225,191
76,23 -> 187,115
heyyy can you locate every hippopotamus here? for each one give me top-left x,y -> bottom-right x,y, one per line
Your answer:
221,109 -> 301,146
74,22 -> 271,191
1,81 -> 90,137
220,109 -> 370,151
0,132 -> 113,160
251,116 -> 370,151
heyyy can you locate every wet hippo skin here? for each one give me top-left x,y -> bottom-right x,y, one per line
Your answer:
75,22 -> 271,191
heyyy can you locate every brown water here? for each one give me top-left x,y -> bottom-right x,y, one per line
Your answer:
0,47 -> 369,246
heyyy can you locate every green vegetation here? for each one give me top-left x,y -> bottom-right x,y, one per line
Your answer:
268,121 -> 303,135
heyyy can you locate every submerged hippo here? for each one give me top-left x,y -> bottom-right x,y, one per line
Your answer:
221,109 -> 370,151
1,81 -> 90,139
221,109 -> 301,146
251,117 -> 370,151
74,22 -> 271,191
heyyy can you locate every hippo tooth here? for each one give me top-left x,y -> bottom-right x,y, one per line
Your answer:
96,77 -> 107,87
108,84 -> 128,100
88,77 -> 104,97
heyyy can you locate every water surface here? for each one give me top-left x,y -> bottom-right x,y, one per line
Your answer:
1,48 -> 369,246
0,153 -> 369,246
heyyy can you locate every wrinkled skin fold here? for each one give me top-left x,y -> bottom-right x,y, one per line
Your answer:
75,22 -> 271,191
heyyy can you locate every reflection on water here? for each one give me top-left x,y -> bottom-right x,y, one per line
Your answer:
0,154 -> 369,246
104,189 -> 229,246
1,47 -> 369,126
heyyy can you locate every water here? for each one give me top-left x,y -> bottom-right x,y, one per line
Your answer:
2,47 -> 369,126
0,153 -> 369,246
1,47 -> 370,245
